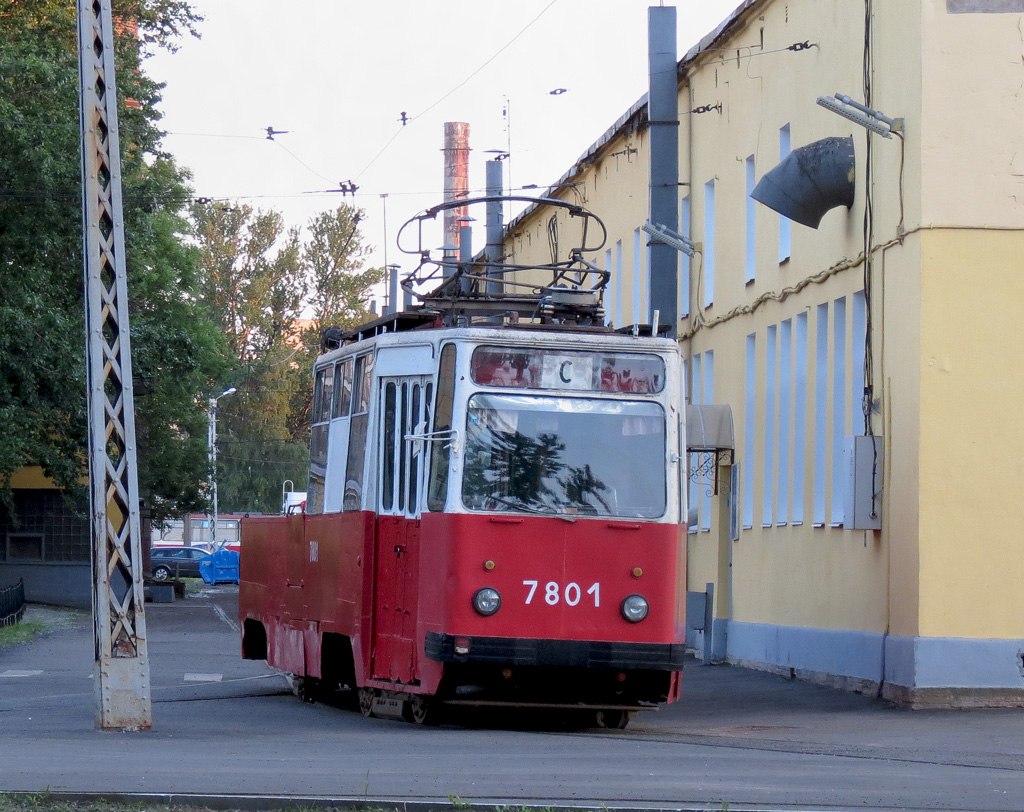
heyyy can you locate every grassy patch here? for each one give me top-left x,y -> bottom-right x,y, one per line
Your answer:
0,621 -> 48,648
0,606 -> 82,649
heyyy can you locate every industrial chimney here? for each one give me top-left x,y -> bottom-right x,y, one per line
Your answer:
442,122 -> 470,273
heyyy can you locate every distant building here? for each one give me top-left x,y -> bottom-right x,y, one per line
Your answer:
154,514 -> 244,548
0,468 -> 91,609
0,469 -> 243,608
506,0 -> 1024,706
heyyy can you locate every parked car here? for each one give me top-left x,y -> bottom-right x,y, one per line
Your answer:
151,546 -> 210,581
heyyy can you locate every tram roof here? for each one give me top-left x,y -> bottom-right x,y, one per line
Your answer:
317,309 -> 677,363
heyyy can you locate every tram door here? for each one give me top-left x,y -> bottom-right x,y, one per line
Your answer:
372,376 -> 432,683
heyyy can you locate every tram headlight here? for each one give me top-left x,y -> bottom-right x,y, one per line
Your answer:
473,587 -> 502,616
620,594 -> 650,623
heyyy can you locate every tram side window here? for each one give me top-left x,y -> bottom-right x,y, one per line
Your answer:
308,474 -> 325,514
310,365 -> 333,467
312,367 -> 326,420
319,366 -> 334,423
381,381 -> 397,511
398,382 -> 408,512
344,352 -> 375,511
334,357 -> 353,418
408,382 -> 423,514
427,344 -> 456,512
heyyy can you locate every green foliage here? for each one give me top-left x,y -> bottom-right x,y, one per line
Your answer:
287,205 -> 384,440
192,202 -> 305,364
192,203 -> 383,514
0,621 -> 48,648
0,0 -> 225,523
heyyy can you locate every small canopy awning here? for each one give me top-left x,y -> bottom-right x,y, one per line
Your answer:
686,404 -> 734,452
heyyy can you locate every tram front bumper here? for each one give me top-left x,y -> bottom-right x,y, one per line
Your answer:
424,631 -> 686,671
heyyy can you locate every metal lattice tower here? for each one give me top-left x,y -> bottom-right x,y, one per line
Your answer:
77,0 -> 152,730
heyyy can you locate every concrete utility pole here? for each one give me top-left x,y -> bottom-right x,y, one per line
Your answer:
208,388 -> 236,546
77,0 -> 152,729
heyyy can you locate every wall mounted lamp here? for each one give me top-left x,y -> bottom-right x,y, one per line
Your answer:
642,220 -> 696,257
816,93 -> 904,138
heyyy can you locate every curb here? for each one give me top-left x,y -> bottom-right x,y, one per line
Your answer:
0,792 -> 837,812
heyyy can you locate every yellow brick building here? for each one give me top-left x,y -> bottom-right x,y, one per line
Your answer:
503,0 -> 1024,707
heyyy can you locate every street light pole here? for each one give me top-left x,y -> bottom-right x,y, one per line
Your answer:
208,387 -> 236,547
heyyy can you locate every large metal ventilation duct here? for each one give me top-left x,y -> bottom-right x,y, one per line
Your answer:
750,136 -> 855,229
647,5 -> 678,336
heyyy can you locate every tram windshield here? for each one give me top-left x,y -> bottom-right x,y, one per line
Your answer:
462,393 -> 667,519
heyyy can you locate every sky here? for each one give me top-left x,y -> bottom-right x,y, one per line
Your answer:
147,0 -> 740,309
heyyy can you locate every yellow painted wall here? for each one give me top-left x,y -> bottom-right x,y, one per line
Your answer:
911,1 -> 1024,638
870,0 -> 925,639
505,0 -> 908,638
7,467 -> 59,490
683,0 -> 898,635
919,0 -> 1024,228
918,229 -> 1024,637
504,0 -> 1024,654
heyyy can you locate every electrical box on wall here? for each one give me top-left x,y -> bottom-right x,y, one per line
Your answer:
844,435 -> 883,530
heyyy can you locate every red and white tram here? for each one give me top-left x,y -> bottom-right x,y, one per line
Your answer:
239,199 -> 687,727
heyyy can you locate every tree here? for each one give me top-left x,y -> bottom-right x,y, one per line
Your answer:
304,205 -> 383,331
191,202 -> 308,514
286,205 -> 385,441
192,203 -> 305,364
0,0 -> 225,524
191,203 -> 384,514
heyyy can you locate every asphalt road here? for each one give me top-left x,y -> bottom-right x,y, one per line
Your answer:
2,586 -> 1023,811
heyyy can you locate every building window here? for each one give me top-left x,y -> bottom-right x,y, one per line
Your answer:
793,312 -> 808,525
680,195 -> 691,319
830,296 -> 847,526
703,179 -> 716,308
700,351 -> 714,532
779,124 -> 792,263
686,351 -> 715,533
743,333 -> 756,529
0,490 -> 89,562
852,291 -> 867,436
745,155 -> 756,283
7,534 -> 43,561
604,247 -> 614,326
614,240 -> 623,328
762,324 -> 777,527
632,228 -> 644,326
813,303 -> 829,526
777,319 -> 792,525
688,354 -> 702,535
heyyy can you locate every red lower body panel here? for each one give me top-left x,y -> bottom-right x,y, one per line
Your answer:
240,511 -> 685,706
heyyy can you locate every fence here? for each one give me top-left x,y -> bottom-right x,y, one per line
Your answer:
0,579 -> 26,627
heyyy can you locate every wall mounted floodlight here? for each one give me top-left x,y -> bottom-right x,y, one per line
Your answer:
816,93 -> 903,138
642,220 -> 696,257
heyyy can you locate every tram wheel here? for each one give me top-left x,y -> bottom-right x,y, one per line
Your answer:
402,695 -> 438,725
289,675 -> 318,703
299,677 -> 320,703
594,709 -> 632,730
358,687 -> 376,718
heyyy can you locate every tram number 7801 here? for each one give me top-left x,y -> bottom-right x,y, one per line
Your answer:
523,580 -> 600,607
